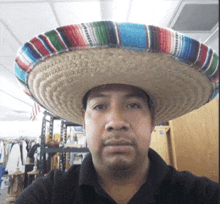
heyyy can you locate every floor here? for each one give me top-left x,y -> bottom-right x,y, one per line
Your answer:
0,188 -> 10,204
0,176 -> 10,204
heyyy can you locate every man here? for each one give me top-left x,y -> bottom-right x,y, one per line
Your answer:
83,84 -> 154,204
14,21 -> 219,203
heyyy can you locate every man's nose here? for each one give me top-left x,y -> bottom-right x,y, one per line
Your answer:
105,107 -> 130,131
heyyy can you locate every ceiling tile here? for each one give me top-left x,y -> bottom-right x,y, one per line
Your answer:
109,0 -> 131,22
99,1 -> 114,20
0,56 -> 15,72
0,89 -> 33,113
127,0 -> 180,26
52,0 -> 110,2
0,0 -> 47,2
0,66 -> 34,110
54,2 -> 102,25
0,21 -> 20,57
0,2 -> 59,44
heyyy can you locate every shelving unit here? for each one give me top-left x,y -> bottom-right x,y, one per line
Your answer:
38,111 -> 89,177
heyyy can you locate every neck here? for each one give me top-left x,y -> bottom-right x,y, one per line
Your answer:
98,164 -> 148,185
95,158 -> 150,204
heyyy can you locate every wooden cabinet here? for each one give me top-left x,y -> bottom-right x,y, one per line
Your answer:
150,126 -> 172,166
150,98 -> 219,183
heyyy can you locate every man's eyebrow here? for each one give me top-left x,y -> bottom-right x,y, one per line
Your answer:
88,93 -> 108,101
124,93 -> 147,99
87,91 -> 148,102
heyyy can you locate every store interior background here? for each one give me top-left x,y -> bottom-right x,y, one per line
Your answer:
0,0 -> 219,183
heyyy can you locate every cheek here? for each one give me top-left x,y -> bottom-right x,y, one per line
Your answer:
84,120 -> 95,148
84,112 -> 104,150
134,117 -> 152,148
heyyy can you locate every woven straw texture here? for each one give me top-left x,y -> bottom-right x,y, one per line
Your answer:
14,21 -> 219,124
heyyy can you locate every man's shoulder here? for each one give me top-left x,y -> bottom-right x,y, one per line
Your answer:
167,166 -> 219,187
15,165 -> 82,204
159,166 -> 220,203
46,164 -> 81,186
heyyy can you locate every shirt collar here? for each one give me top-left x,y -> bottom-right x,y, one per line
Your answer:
79,148 -> 169,187
79,152 -> 98,187
133,148 -> 170,203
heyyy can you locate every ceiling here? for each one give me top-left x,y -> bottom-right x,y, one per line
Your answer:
0,0 -> 219,138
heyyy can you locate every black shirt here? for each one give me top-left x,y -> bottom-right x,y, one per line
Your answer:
15,148 -> 219,204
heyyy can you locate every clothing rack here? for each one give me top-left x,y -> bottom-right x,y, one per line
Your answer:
38,111 -> 89,177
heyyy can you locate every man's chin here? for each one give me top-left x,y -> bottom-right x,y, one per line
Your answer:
104,155 -> 135,171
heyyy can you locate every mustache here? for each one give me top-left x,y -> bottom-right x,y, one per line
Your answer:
102,131 -> 136,146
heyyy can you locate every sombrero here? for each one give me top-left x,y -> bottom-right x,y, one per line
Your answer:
14,21 -> 219,125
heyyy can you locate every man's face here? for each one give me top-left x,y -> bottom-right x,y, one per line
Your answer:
83,84 -> 154,171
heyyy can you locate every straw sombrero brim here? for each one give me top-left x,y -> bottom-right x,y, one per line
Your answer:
14,21 -> 219,125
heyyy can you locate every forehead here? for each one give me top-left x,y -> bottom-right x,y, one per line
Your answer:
87,84 -> 148,101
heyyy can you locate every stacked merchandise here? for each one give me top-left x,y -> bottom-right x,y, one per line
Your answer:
48,128 -> 87,171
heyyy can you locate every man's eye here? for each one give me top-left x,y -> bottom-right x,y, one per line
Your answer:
93,105 -> 106,110
127,103 -> 141,108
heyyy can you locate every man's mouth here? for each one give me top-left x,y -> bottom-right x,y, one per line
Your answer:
104,138 -> 133,152
104,138 -> 132,146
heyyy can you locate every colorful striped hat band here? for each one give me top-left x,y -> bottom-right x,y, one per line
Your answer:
15,21 -> 219,125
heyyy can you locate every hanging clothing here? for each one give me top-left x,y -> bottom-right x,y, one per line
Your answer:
8,143 -> 14,155
0,141 -> 4,163
22,140 -> 28,165
0,166 -> 5,188
5,143 -> 24,174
